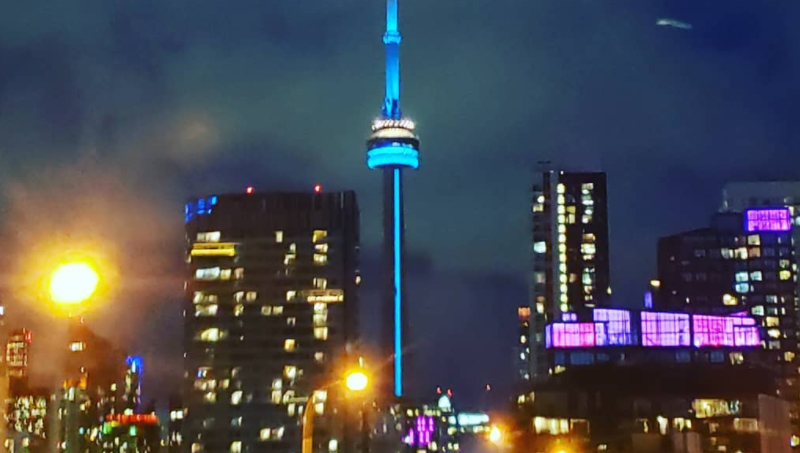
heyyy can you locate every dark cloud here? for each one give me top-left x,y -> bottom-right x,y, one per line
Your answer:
1,0 -> 800,407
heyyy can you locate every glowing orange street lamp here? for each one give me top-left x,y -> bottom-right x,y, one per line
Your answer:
49,261 -> 100,316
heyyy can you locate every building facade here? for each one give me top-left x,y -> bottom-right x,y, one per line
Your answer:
528,171 -> 610,381
656,210 -> 800,435
183,191 -> 360,453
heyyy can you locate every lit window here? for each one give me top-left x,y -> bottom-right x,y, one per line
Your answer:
231,441 -> 242,453
199,328 -> 224,342
231,417 -> 242,428
752,305 -> 765,316
289,243 -> 297,253
735,271 -> 749,282
195,267 -> 221,280
722,294 -> 737,306
231,391 -> 243,405
766,317 -> 780,327
786,351 -> 796,362
69,341 -> 86,352
314,254 -> 328,265
557,184 -> 565,194
314,303 -> 326,313
533,242 -> 547,254
195,305 -> 219,317
315,244 -> 329,253
233,268 -> 244,280
197,232 -> 221,243
329,439 -> 339,452
750,271 -> 762,281
581,243 -> 596,255
203,392 -> 216,403
275,427 -> 284,440
747,235 -> 761,245
234,304 -> 244,316
271,390 -> 281,403
260,428 -> 272,441
194,292 -> 218,304
313,313 -> 327,326
581,183 -> 593,191
246,291 -> 258,302
768,329 -> 781,339
286,291 -> 296,301
275,231 -> 284,243
192,443 -> 204,453
735,283 -> 750,294
355,275 -> 362,285
284,339 -> 296,351
780,270 -> 792,281
313,230 -> 328,243
520,335 -> 527,344
313,278 -> 328,289
314,352 -> 324,363
534,272 -> 546,284
533,203 -> 544,213
287,403 -> 296,416
261,306 -> 272,316
220,269 -> 232,280
273,306 -> 284,315
314,327 -> 328,340
284,366 -> 297,379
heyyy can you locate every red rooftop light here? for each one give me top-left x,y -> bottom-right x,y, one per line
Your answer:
314,184 -> 322,193
246,186 -> 254,194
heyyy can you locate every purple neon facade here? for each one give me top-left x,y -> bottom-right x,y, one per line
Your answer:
403,415 -> 435,447
692,314 -> 759,348
641,311 -> 690,347
744,208 -> 791,232
546,308 -> 761,349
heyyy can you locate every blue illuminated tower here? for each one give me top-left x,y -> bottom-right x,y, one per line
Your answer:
366,0 -> 420,398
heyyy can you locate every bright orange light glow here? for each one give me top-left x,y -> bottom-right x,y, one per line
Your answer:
345,370 -> 369,392
49,262 -> 99,304
488,426 -> 504,445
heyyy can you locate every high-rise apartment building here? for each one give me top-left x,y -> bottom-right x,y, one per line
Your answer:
528,171 -> 611,380
656,210 -> 799,427
6,328 -> 32,394
183,190 -> 360,453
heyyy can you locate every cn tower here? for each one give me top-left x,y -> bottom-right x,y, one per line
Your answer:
365,0 -> 419,398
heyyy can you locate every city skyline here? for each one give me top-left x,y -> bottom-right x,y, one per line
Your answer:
1,0 -> 800,412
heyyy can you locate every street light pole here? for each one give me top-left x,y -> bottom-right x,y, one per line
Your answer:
302,369 -> 369,453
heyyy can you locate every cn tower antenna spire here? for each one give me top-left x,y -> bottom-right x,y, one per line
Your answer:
383,0 -> 402,119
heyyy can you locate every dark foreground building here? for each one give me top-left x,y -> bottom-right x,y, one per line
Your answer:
515,364 -> 790,453
183,190 -> 360,453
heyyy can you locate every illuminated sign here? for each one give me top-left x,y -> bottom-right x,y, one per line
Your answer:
190,243 -> 238,257
744,208 -> 791,232
105,414 -> 158,425
302,290 -> 344,303
457,413 -> 490,427
692,399 -> 741,418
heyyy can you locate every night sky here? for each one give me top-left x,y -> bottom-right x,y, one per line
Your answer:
1,0 -> 799,410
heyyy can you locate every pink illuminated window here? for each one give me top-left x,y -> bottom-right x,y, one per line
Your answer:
641,312 -> 691,347
593,308 -> 633,345
547,323 -> 596,348
745,208 -> 791,232
693,314 -> 759,347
